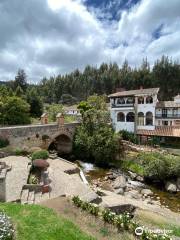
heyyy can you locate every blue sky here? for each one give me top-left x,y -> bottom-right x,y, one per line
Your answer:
0,0 -> 180,83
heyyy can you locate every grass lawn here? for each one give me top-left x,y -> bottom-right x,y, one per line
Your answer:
0,203 -> 95,240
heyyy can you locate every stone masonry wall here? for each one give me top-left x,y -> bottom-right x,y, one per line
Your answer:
0,123 -> 79,150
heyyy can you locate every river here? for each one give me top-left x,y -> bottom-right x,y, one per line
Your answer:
77,161 -> 180,213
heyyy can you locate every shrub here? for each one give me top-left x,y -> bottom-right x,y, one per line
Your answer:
0,138 -> 9,148
28,174 -> 39,184
15,148 -> 29,156
31,150 -> 49,160
137,152 -> 180,181
0,212 -> 14,240
119,130 -> 138,144
42,135 -> 50,141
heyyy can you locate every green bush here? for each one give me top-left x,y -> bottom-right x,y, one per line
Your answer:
31,150 -> 49,160
119,130 -> 138,144
15,148 -> 29,156
137,152 -> 180,181
0,138 -> 9,148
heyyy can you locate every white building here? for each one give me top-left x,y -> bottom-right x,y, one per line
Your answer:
109,88 -> 180,139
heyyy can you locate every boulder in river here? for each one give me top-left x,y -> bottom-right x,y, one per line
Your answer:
113,175 -> 126,189
128,171 -> 137,180
165,182 -> 177,193
115,188 -> 124,195
141,189 -> 153,196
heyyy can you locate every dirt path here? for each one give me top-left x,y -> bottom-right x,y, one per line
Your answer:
40,196 -> 134,240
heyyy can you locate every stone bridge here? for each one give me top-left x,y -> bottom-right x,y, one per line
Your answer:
0,118 -> 80,154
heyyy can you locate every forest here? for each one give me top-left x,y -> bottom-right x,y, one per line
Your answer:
36,56 -> 180,103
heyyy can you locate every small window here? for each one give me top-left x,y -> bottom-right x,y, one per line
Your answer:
138,112 -> 144,126
146,96 -> 153,104
146,112 -> 153,126
117,112 -> 125,122
126,112 -> 135,122
138,97 -> 144,104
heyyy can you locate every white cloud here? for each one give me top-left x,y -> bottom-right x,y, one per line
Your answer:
0,0 -> 180,82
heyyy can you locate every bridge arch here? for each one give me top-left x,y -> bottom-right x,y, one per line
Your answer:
48,132 -> 73,155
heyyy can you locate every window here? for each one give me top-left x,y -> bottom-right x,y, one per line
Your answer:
146,96 -> 153,104
126,112 -> 135,122
146,112 -> 153,125
117,112 -> 125,122
138,97 -> 144,104
162,121 -> 168,126
117,98 -> 125,104
162,108 -> 167,118
126,97 -> 134,104
138,112 -> 144,125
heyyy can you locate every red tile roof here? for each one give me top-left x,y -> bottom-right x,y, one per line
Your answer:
137,126 -> 180,137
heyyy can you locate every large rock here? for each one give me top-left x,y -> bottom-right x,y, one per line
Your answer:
124,190 -> 141,200
128,180 -> 145,188
113,175 -> 126,189
115,188 -> 124,195
81,192 -> 102,204
128,171 -> 137,180
108,204 -> 136,215
141,189 -> 153,196
165,182 -> 177,193
136,175 -> 144,182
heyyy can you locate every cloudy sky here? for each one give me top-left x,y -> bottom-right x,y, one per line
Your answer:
0,0 -> 180,83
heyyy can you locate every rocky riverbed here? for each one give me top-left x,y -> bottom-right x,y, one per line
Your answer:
78,161 -> 180,213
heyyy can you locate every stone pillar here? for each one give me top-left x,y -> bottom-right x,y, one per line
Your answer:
41,113 -> 48,124
0,169 -> 7,202
56,113 -> 64,126
134,97 -> 138,133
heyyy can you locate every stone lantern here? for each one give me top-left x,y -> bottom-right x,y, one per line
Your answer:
41,113 -> 48,124
56,113 -> 64,126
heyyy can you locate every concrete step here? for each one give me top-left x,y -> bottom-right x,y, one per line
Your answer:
27,191 -> 35,204
21,189 -> 29,204
34,192 -> 42,204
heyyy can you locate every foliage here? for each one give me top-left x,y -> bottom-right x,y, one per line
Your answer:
31,150 -> 49,160
74,108 -> 119,167
26,87 -> 43,117
35,56 -> 180,103
0,138 -> 9,148
41,134 -> 50,141
137,152 -> 180,181
15,148 -> 29,156
0,211 -> 14,240
0,203 -> 94,240
28,174 -> 39,184
72,196 -> 171,240
0,96 -> 31,125
61,94 -> 77,105
119,130 -> 138,144
14,69 -> 28,92
121,159 -> 145,176
45,103 -> 64,122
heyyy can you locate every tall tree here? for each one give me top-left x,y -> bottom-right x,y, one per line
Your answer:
14,69 -> 28,91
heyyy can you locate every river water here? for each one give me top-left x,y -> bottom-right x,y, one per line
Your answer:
77,161 -> 180,213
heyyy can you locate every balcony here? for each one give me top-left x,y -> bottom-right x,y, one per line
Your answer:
111,103 -> 134,108
155,114 -> 180,119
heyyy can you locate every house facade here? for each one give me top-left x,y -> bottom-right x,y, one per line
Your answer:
109,88 -> 180,140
